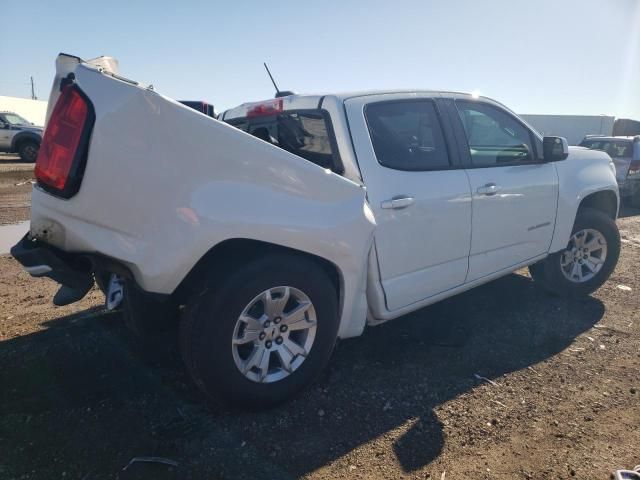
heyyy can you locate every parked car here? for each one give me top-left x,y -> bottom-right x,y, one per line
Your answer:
12,54 -> 621,408
579,135 -> 640,207
178,100 -> 216,118
0,111 -> 43,162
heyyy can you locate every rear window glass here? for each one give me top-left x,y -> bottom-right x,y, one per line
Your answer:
364,100 -> 450,171
227,110 -> 342,173
579,139 -> 632,158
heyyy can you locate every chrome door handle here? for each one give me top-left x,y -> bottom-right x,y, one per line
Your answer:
476,183 -> 500,196
381,196 -> 415,209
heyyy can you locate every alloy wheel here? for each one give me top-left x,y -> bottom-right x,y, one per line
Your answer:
231,286 -> 317,383
560,228 -> 607,283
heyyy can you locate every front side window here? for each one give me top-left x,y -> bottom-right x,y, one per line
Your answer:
365,100 -> 450,171
456,101 -> 535,167
228,110 -> 341,172
2,113 -> 31,126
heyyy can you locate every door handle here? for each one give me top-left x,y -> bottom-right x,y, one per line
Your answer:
381,196 -> 415,209
476,183 -> 501,196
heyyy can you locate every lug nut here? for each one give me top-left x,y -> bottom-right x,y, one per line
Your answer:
263,320 -> 270,328
265,340 -> 272,349
280,325 -> 288,333
259,332 -> 266,341
274,316 -> 281,324
276,336 -> 283,345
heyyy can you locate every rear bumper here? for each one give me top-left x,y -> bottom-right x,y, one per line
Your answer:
10,234 -> 94,291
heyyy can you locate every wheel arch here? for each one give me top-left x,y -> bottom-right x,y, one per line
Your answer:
11,131 -> 41,152
577,189 -> 618,219
550,187 -> 619,253
171,238 -> 345,314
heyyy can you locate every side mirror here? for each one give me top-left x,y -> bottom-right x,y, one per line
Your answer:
0,122 -> 7,129
543,136 -> 569,162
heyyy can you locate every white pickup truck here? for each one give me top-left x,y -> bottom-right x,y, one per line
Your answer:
12,54 -> 621,408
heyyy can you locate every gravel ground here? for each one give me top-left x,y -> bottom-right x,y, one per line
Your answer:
0,154 -> 33,226
0,203 -> 639,479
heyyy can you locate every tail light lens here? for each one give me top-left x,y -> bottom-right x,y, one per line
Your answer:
628,160 -> 640,176
246,99 -> 283,118
35,84 -> 95,198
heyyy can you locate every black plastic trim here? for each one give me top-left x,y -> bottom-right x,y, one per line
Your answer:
10,234 -> 93,291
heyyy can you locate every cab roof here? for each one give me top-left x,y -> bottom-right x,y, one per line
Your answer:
220,89 -> 483,121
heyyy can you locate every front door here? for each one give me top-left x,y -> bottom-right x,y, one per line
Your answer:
451,99 -> 558,282
0,115 -> 12,149
345,95 -> 472,311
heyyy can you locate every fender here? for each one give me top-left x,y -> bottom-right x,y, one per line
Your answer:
549,146 -> 619,253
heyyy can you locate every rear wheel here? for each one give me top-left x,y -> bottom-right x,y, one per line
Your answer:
122,280 -> 179,335
180,254 -> 339,409
18,141 -> 39,162
529,207 -> 620,297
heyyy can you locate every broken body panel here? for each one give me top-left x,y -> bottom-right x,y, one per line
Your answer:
29,55 -> 376,339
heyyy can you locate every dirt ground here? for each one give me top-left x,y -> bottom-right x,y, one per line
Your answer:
0,168 -> 639,479
0,154 -> 33,226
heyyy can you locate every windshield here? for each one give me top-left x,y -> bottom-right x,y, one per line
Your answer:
579,139 -> 632,158
2,113 -> 32,126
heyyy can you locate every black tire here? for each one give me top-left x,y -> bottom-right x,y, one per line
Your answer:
18,141 -> 39,162
529,207 -> 620,297
180,253 -> 339,409
122,279 -> 179,335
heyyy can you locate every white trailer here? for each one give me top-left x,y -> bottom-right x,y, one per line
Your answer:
521,114 -> 615,145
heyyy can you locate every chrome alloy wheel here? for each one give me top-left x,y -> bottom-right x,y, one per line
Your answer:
231,286 -> 317,383
560,228 -> 608,283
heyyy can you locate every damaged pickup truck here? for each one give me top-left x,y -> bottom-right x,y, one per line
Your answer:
12,54 -> 621,408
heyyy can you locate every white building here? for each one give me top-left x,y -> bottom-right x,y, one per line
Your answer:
520,114 -> 615,146
0,95 -> 48,126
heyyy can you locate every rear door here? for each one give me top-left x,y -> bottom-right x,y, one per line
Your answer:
345,94 -> 472,311
447,97 -> 558,282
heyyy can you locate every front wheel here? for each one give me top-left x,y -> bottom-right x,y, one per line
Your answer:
179,254 -> 339,409
529,207 -> 620,297
18,141 -> 39,162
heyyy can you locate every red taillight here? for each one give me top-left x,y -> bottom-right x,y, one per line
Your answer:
628,160 -> 640,175
246,99 -> 283,118
35,85 -> 94,197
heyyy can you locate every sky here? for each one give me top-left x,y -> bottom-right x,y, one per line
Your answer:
1,0 -> 639,118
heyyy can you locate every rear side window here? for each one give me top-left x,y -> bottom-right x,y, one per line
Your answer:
456,101 -> 535,167
579,139 -> 632,158
227,110 -> 342,173
364,100 -> 450,171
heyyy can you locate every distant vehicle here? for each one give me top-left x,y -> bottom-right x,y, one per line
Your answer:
579,135 -> 640,207
613,118 -> 640,137
0,111 -> 43,162
179,101 -> 216,118
12,54 -> 621,408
